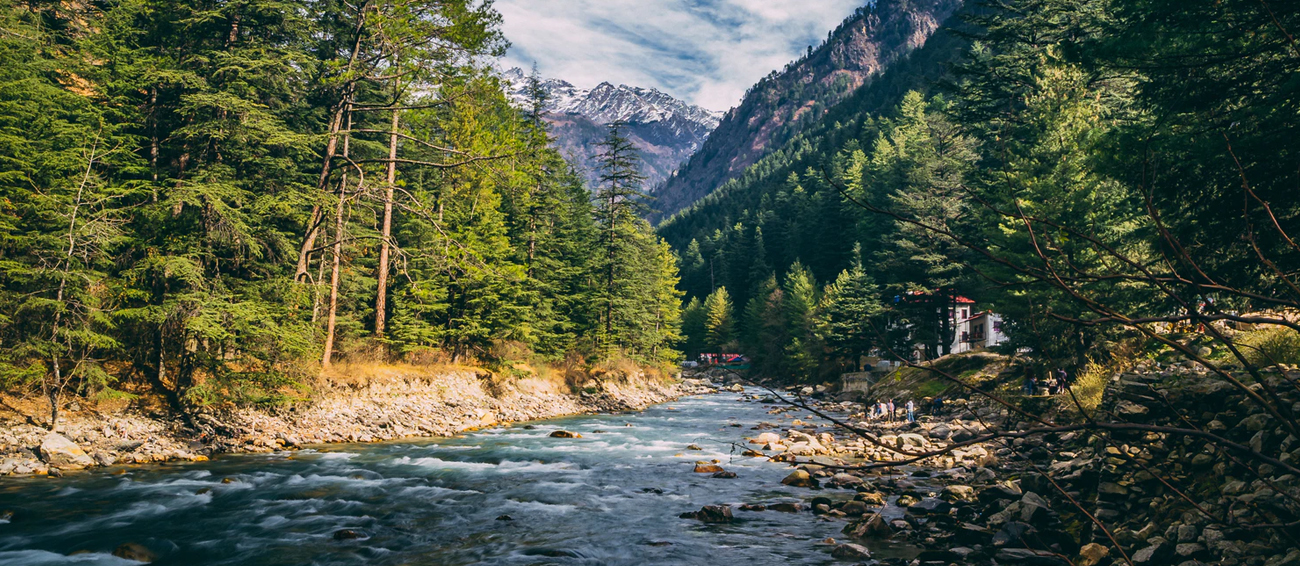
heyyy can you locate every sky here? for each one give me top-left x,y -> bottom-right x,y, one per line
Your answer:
495,0 -> 865,112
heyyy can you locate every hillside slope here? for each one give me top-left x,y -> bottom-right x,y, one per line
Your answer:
649,0 -> 963,221
658,8 -> 974,300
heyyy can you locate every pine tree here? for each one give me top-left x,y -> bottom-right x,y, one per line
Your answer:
591,120 -> 649,356
681,297 -> 707,359
820,246 -> 883,371
703,287 -> 735,352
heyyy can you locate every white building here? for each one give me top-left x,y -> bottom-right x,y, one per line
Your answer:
951,309 -> 1009,354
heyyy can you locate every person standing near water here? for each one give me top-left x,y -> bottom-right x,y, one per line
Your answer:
887,400 -> 896,422
906,399 -> 916,423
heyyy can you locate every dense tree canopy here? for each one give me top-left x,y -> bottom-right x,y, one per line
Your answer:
0,0 -> 682,426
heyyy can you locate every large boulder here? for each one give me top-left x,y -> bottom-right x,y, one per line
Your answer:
38,433 -> 95,469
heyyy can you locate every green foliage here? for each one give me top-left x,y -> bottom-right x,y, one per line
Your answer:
1238,329 -> 1300,368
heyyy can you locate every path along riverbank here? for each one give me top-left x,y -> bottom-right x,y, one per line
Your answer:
1,365 -> 719,477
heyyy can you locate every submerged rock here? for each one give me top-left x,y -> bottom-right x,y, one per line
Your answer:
333,529 -> 366,540
112,543 -> 157,563
548,430 -> 581,438
693,462 -> 725,473
679,505 -> 733,523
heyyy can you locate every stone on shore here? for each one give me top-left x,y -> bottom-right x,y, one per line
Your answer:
39,433 -> 95,469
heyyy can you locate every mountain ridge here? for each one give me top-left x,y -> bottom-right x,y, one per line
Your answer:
502,68 -> 722,191
649,0 -> 964,221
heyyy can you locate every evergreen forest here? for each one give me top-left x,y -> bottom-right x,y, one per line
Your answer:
0,0 -> 682,422
667,0 -> 1300,384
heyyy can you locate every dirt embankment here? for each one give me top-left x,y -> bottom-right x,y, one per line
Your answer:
1,365 -> 716,477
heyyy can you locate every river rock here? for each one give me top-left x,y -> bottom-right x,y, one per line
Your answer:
856,492 -> 885,506
941,485 -> 977,503
769,502 -> 803,513
38,433 -> 95,469
843,512 -> 892,538
781,469 -> 818,488
680,505 -> 733,523
997,548 -> 1069,565
548,430 -> 581,438
112,543 -> 157,563
896,433 -> 928,449
694,462 -> 725,473
838,500 -> 868,516
831,543 -> 872,560
826,473 -> 862,488
1078,543 -> 1110,566
993,522 -> 1037,548
711,471 -> 737,479
753,432 -> 781,445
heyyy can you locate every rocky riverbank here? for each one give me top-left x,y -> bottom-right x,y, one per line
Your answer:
1,366 -> 718,478
684,365 -> 1300,566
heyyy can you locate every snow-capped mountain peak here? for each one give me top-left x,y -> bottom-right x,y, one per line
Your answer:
503,68 -> 722,131
499,67 -> 725,194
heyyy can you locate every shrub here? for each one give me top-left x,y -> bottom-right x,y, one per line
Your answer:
1237,327 -> 1300,368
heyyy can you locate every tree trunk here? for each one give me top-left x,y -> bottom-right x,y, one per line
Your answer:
374,107 -> 399,338
322,112 -> 352,370
295,9 -> 368,282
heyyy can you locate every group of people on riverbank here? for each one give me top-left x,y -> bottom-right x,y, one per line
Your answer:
1022,367 -> 1071,396
867,398 -> 931,423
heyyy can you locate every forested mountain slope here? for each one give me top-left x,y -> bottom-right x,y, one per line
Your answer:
649,0 -> 963,221
659,7 -> 974,301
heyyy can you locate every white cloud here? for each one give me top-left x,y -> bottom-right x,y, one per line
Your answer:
494,0 -> 864,111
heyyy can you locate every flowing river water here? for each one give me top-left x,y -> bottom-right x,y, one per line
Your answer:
0,390 -> 923,565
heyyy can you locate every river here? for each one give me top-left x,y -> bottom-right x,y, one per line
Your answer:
0,390 -> 915,565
